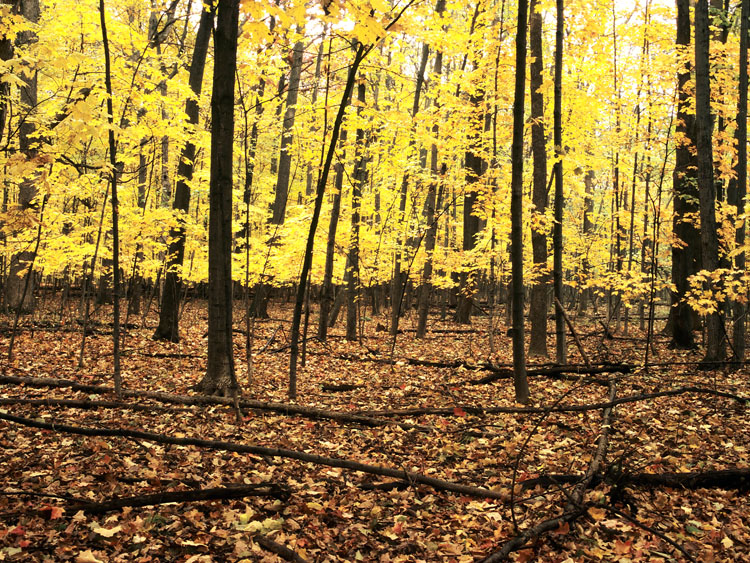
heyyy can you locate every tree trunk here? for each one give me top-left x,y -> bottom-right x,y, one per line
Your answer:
195,0 -> 241,396
5,0 -> 40,313
694,0 -> 723,366
346,81 -> 367,341
289,43 -> 368,398
318,69 -> 350,342
417,1 -> 446,339
578,170 -> 594,315
729,0 -> 748,363
271,35 -> 305,225
669,0 -> 701,349
510,0 -> 529,404
390,42 -> 429,336
528,0 -> 548,357
455,89 -> 483,325
153,5 -> 214,342
553,0 -> 566,364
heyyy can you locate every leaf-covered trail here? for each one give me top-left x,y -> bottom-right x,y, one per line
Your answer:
0,302 -> 748,562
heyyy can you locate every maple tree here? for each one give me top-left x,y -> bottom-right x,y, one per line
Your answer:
0,0 -> 749,560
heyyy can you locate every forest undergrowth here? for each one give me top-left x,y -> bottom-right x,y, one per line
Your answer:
0,300 -> 748,562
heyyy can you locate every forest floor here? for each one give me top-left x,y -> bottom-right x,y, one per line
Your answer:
0,300 -> 748,562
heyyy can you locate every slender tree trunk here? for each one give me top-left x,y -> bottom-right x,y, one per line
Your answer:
528,0 -> 548,357
99,0 -> 122,398
153,5 -> 214,342
455,89 -> 483,325
195,0 -> 241,396
578,170 -> 594,315
391,42 -> 429,336
289,43 -> 368,398
510,0 -> 530,404
553,0 -> 566,364
346,81 -> 367,341
319,43 -> 347,341
306,30 -> 327,198
271,34 -> 305,224
694,0 -> 723,366
417,0 -> 446,339
318,149 -> 345,339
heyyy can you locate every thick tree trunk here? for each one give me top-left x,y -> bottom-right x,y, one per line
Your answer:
5,0 -> 40,313
694,0 -> 723,366
528,0 -> 548,357
154,5 -> 214,342
669,0 -> 701,349
510,0 -> 529,404
195,0 -> 241,396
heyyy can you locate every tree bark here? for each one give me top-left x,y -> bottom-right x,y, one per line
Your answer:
528,0 -> 548,357
729,0 -> 748,363
510,0 -> 530,404
669,0 -> 701,349
553,0 -> 566,364
5,0 -> 40,313
390,42 -> 429,336
417,2 -> 446,339
270,35 -> 305,224
694,0 -> 723,366
153,4 -> 214,342
346,81 -> 367,341
195,0 -> 241,396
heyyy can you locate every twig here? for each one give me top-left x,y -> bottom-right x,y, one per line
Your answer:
555,297 -> 591,367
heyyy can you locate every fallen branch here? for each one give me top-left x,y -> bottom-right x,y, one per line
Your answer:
469,364 -> 630,385
0,397 -> 186,413
0,374 -> 430,432
0,410 -> 508,502
321,384 -> 364,392
604,505 -> 697,562
555,296 -> 591,367
518,468 -> 750,491
357,385 -> 748,418
70,483 -> 289,514
255,534 -> 309,563
480,381 -> 618,562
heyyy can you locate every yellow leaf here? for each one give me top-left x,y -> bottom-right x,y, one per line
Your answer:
587,506 -> 606,521
75,551 -> 104,563
90,524 -> 121,537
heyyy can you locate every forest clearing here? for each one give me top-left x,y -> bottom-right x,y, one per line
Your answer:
1,0 -> 750,560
